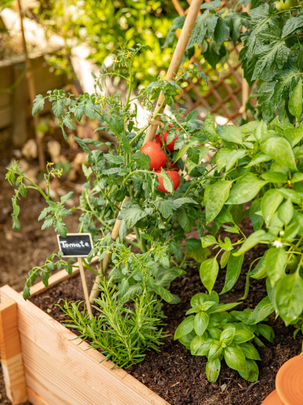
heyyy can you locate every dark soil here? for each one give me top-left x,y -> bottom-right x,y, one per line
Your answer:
29,242 -> 302,405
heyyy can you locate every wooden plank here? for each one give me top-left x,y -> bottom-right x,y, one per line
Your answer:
0,298 -> 28,404
0,285 -> 169,405
27,388 -> 51,405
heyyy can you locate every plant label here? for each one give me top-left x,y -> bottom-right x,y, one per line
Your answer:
57,233 -> 93,258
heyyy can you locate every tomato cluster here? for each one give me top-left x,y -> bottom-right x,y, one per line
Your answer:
140,125 -> 181,193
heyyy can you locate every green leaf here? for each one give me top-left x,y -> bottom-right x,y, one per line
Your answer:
200,258 -> 219,294
234,230 -> 273,256
52,99 -> 64,118
218,125 -> 243,144
186,238 -> 211,263
246,152 -> 272,167
132,152 -> 150,169
220,327 -> 235,347
160,168 -> 174,193
248,254 -> 267,280
261,137 -> 297,171
174,316 -> 195,340
23,284 -> 30,300
60,191 -> 74,204
190,334 -> 208,355
282,16 -> 303,38
220,250 -> 230,269
54,220 -> 67,237
233,330 -> 254,344
261,189 -> 284,227
238,359 -> 259,382
201,235 -> 217,248
201,0 -> 222,9
227,173 -> 267,205
186,12 -> 209,49
275,273 -> 303,326
41,217 -> 53,230
63,115 -> 75,130
246,296 -> 274,325
155,286 -> 173,303
174,144 -> 189,163
118,206 -> 149,229
206,359 -> 221,383
266,247 -> 286,287
224,346 -> 247,372
250,199 -> 263,231
194,312 -> 209,336
208,341 -> 223,361
215,148 -> 232,171
239,343 -> 261,361
225,150 -> 247,172
258,324 -> 275,343
278,199 -> 293,226
203,111 -> 217,141
278,189 -> 301,205
204,181 -> 232,223
178,208 -> 193,233
220,250 -> 244,294
209,302 -> 240,313
74,106 -> 84,121
289,78 -> 302,119
260,172 -> 287,183
32,94 -> 44,116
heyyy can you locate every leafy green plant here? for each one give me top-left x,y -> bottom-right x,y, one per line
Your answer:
175,291 -> 275,383
164,0 -> 303,122
59,276 -> 167,368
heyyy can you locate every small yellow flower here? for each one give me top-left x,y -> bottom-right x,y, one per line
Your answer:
48,162 -> 54,166
126,52 -> 131,59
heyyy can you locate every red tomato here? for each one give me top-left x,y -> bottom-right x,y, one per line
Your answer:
168,160 -> 179,171
155,170 -> 181,193
156,124 -> 179,151
141,141 -> 167,170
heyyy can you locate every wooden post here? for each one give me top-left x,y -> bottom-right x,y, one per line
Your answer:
16,0 -> 45,169
89,0 -> 203,301
0,298 -> 28,404
78,258 -> 93,318
143,0 -> 203,145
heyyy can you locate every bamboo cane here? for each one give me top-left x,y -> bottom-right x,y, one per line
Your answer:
89,0 -> 203,301
16,0 -> 45,169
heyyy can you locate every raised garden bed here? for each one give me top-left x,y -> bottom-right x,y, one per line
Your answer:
1,231 -> 301,405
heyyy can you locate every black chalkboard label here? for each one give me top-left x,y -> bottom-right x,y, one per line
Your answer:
57,233 -> 93,258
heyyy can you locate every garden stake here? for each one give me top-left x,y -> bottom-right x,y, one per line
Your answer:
78,257 -> 93,318
89,0 -> 203,302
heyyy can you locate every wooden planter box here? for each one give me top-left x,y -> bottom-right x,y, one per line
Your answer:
0,270 -> 169,405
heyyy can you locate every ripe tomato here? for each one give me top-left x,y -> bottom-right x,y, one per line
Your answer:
155,170 -> 181,193
156,124 -> 179,151
168,160 -> 179,171
141,141 -> 167,170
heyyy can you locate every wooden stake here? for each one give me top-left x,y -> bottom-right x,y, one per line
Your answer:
0,298 -> 28,404
78,258 -> 93,318
90,0 -> 202,301
16,0 -> 45,169
143,0 -> 203,145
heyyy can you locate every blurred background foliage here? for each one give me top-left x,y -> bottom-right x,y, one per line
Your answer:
28,0 -> 181,85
